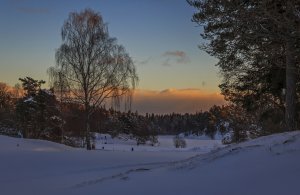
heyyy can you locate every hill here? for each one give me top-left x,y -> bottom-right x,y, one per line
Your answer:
0,131 -> 299,194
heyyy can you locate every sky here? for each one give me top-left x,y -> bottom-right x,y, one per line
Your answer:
0,0 -> 225,114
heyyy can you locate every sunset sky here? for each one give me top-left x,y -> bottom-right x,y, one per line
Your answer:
0,0 -> 225,114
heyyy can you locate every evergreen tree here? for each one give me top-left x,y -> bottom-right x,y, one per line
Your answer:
16,77 -> 62,140
188,0 -> 300,130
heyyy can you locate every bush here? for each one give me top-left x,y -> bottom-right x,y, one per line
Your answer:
149,135 -> 158,146
173,135 -> 186,148
222,131 -> 233,144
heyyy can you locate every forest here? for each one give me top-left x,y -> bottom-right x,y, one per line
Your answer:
0,76 -> 286,148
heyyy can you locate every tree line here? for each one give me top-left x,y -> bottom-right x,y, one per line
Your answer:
0,79 -> 265,146
0,79 -> 155,146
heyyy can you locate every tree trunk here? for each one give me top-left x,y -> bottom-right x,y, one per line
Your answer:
285,38 -> 297,131
84,102 -> 92,150
85,113 -> 92,150
60,124 -> 64,144
22,126 -> 28,138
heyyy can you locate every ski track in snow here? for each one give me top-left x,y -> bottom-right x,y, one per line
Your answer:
72,133 -> 300,190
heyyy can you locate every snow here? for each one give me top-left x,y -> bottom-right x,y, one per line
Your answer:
41,89 -> 54,96
94,134 -> 222,153
0,131 -> 300,195
50,115 -> 64,123
23,96 -> 36,103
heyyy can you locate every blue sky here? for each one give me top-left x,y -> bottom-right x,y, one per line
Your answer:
0,0 -> 224,113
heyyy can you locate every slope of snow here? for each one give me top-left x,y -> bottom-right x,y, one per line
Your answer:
1,131 -> 300,195
0,135 -> 74,152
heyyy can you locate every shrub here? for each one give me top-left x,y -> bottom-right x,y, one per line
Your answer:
173,135 -> 186,148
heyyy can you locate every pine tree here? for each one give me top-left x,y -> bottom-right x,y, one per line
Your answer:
188,0 -> 300,130
16,77 -> 63,140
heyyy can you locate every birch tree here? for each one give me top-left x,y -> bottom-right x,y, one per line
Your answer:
49,9 -> 138,149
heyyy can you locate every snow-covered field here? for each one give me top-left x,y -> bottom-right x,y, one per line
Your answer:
94,134 -> 222,153
1,132 -> 300,195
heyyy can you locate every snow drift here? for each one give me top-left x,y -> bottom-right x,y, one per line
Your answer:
0,131 -> 299,195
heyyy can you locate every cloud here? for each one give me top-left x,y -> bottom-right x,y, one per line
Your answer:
164,51 -> 186,58
162,50 -> 190,65
162,58 -> 171,66
131,88 -> 226,114
9,1 -> 50,14
136,57 -> 152,66
16,7 -> 50,14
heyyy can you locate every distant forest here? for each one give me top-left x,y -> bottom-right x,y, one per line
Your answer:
0,77 -> 275,147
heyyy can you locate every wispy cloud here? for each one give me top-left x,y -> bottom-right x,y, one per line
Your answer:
132,88 -> 226,114
16,7 -> 50,14
162,58 -> 171,66
9,0 -> 50,14
135,57 -> 152,66
162,50 -> 190,66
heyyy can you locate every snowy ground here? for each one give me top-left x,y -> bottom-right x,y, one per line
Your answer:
1,132 -> 300,195
94,134 -> 222,153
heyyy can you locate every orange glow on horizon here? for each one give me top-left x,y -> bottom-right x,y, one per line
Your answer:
132,88 -> 226,114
